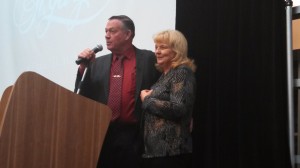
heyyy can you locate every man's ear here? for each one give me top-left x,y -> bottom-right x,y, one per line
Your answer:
125,30 -> 132,40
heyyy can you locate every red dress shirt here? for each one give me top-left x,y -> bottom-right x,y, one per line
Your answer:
110,47 -> 136,123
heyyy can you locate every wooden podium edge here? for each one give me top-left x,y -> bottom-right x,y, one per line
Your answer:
0,85 -> 13,136
0,71 -> 112,168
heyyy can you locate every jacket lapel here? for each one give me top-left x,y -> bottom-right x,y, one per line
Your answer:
135,49 -> 144,101
102,54 -> 113,102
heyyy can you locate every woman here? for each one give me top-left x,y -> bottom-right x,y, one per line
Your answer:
140,29 -> 196,168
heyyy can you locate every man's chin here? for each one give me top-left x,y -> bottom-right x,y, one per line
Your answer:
106,44 -> 113,50
107,46 -> 113,51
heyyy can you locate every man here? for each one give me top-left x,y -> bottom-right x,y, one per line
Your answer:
74,15 -> 160,168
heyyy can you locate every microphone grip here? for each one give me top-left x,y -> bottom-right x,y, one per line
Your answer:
75,57 -> 87,65
75,44 -> 103,65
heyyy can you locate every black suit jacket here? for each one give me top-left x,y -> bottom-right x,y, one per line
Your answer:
75,47 -> 160,121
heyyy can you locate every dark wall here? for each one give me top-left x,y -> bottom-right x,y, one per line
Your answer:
175,0 -> 291,168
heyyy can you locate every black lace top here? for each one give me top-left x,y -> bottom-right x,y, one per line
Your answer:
142,65 -> 196,158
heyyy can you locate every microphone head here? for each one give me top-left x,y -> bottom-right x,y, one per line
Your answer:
93,44 -> 103,53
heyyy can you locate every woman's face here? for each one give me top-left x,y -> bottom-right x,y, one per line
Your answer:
154,42 -> 175,73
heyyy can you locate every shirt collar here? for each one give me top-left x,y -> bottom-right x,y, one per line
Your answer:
113,46 -> 135,61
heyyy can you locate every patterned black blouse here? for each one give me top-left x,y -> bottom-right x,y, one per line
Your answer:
142,65 -> 196,158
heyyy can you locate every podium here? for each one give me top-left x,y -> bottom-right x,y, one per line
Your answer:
0,71 -> 112,168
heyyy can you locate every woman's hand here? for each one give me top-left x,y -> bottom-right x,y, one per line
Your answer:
140,89 -> 153,102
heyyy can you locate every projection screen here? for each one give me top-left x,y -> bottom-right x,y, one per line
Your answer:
0,0 -> 176,98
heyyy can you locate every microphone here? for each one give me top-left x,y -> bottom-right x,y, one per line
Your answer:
75,44 -> 103,65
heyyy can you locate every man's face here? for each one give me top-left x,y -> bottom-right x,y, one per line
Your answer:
105,19 -> 130,53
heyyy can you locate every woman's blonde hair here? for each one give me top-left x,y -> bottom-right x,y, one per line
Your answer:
153,29 -> 196,72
